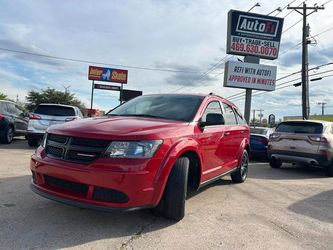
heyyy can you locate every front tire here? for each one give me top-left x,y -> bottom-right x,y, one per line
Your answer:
231,150 -> 249,183
156,157 -> 189,221
0,126 -> 14,144
28,139 -> 39,147
269,158 -> 282,168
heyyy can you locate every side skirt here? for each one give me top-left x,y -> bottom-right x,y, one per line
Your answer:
198,167 -> 238,189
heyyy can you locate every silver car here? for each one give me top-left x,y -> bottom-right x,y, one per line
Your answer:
268,120 -> 333,176
27,103 -> 83,146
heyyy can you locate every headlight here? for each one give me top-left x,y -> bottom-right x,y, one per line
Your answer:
41,133 -> 48,148
106,140 -> 163,158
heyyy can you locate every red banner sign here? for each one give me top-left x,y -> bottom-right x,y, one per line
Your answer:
88,66 -> 128,83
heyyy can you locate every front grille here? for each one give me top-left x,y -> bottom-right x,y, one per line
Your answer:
46,145 -> 63,158
45,133 -> 110,164
44,175 -> 88,195
93,187 -> 129,203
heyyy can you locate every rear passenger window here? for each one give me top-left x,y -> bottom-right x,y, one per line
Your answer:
234,108 -> 247,125
276,122 -> 323,134
34,105 -> 76,116
222,103 -> 237,125
0,102 -> 6,113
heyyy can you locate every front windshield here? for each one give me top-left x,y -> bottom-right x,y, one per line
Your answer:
108,95 -> 204,122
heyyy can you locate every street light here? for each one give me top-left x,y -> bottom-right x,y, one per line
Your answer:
267,7 -> 282,15
248,2 -> 261,12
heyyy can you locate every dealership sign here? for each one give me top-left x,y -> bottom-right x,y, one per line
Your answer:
224,61 -> 277,91
226,10 -> 284,60
88,66 -> 128,83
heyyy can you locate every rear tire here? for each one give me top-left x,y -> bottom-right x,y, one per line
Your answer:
325,164 -> 333,177
269,158 -> 282,168
157,157 -> 189,221
231,150 -> 249,183
0,126 -> 14,144
28,139 -> 39,147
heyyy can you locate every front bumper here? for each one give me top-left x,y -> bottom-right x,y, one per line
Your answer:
30,148 -> 165,210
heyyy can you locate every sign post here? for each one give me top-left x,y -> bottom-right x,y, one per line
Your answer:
88,66 -> 128,112
225,10 -> 284,124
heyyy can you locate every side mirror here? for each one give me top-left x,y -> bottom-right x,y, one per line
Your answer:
206,113 -> 225,126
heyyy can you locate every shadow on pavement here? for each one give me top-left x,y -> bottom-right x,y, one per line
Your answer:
0,137 -> 36,151
249,163 -> 326,180
288,189 -> 333,224
0,175 -> 175,249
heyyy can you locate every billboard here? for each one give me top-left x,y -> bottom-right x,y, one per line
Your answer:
88,66 -> 128,83
223,61 -> 277,91
94,84 -> 120,91
226,10 -> 284,59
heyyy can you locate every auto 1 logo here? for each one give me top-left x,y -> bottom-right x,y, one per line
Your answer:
236,15 -> 279,38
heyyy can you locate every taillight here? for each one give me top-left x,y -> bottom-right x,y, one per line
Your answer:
0,113 -> 4,120
29,114 -> 41,120
269,133 -> 280,140
308,136 -> 328,143
65,117 -> 77,122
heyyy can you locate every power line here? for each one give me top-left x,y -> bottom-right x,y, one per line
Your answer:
0,47 -> 204,74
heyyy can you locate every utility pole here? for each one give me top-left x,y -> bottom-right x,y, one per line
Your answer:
287,3 -> 324,120
317,102 -> 327,116
252,109 -> 256,126
256,109 -> 264,124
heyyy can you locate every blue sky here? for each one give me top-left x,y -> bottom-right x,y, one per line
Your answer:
0,0 -> 333,120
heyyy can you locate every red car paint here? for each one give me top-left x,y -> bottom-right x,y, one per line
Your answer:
30,94 -> 249,211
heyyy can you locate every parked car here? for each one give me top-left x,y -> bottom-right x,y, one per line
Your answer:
0,100 -> 28,144
30,94 -> 250,221
268,120 -> 333,176
250,127 -> 274,159
27,103 -> 83,146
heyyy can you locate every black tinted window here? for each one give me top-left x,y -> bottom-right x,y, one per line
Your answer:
222,103 -> 237,125
276,122 -> 323,134
34,105 -> 75,116
109,95 -> 204,122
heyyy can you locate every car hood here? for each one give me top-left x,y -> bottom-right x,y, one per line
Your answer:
48,116 -> 190,140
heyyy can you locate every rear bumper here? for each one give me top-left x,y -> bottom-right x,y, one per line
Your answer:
27,132 -> 44,140
268,150 -> 330,166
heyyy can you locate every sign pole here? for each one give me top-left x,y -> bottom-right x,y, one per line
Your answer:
120,83 -> 123,104
90,80 -> 94,117
243,56 -> 259,124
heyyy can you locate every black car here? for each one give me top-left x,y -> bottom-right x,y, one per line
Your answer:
0,100 -> 29,143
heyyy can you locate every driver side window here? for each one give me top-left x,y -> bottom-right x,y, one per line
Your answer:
202,101 -> 223,123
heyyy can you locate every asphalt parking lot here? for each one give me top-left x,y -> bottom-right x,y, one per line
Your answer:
0,139 -> 333,250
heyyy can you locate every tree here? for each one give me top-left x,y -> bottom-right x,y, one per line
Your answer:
0,92 -> 8,100
26,88 -> 86,113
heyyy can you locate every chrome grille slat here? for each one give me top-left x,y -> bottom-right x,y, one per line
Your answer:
45,134 -> 110,164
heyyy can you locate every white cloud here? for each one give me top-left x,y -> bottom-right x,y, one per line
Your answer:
0,0 -> 333,116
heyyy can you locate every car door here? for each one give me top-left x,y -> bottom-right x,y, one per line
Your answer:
221,102 -> 246,171
196,100 -> 229,182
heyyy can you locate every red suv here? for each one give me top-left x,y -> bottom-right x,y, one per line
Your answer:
30,94 -> 250,221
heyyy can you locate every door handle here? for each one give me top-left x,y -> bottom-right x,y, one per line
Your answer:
240,130 -> 245,134
224,132 -> 230,136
